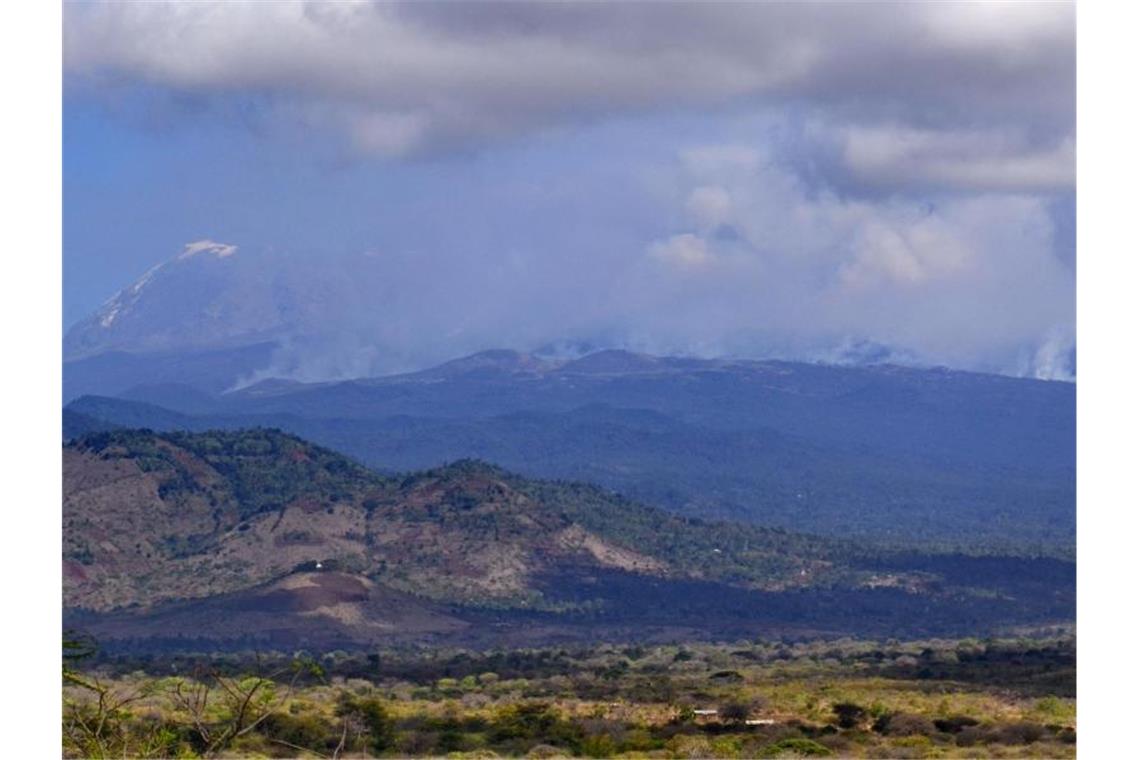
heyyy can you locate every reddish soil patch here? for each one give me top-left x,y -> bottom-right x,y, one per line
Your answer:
290,574 -> 370,610
240,573 -> 371,613
64,560 -> 89,582
162,443 -> 215,483
290,497 -> 325,514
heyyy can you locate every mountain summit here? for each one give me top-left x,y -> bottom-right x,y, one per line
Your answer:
63,240 -> 261,360
62,242 -> 390,398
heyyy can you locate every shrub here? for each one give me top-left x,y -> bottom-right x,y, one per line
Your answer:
1034,695 -> 1071,720
955,726 -> 986,747
933,715 -> 980,734
992,720 -> 1046,745
260,712 -> 337,754
710,669 -> 745,683
336,695 -> 395,753
720,700 -> 753,724
580,733 -> 616,758
759,737 -> 833,757
874,713 -> 936,737
831,702 -> 867,729
667,734 -> 713,758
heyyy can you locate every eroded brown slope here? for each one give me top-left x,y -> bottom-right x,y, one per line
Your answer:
64,431 -> 692,613
63,430 -> 1075,649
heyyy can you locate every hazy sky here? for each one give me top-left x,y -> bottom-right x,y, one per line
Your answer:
63,1 -> 1075,379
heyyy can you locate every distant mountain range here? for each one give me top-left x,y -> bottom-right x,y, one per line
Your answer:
64,428 -> 1073,651
66,241 -> 1070,401
62,247 -> 1077,652
66,348 -> 1075,553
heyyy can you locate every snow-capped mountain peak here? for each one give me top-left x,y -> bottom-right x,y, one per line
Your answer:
65,239 -> 252,360
178,239 -> 238,261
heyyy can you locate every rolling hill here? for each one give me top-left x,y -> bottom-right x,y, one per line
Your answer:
64,428 -> 1074,651
66,349 -> 1075,553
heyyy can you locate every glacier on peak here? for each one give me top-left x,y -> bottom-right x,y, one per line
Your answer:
97,240 -> 238,327
178,239 -> 238,260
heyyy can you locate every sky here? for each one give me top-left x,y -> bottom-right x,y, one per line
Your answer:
63,1 -> 1076,380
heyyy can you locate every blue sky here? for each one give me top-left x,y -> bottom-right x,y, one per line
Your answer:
63,1 -> 1076,379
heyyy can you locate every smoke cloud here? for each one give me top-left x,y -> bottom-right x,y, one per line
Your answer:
63,1 -> 1076,381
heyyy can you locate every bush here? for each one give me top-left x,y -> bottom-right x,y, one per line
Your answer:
933,715 -> 980,734
720,700 -> 753,724
489,703 -> 559,742
580,733 -> 616,758
710,669 -> 745,683
336,695 -> 395,753
260,712 -> 337,754
955,726 -> 987,747
993,720 -> 1046,745
759,737 -> 833,757
874,713 -> 936,737
831,702 -> 866,729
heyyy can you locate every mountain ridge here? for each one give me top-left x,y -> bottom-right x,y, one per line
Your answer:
66,349 -> 1075,553
63,427 -> 1074,650
64,428 -> 841,614
66,428 -> 1071,656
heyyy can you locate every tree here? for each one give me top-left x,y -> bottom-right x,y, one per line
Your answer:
336,694 -> 395,754
719,700 -> 752,724
62,633 -> 174,758
832,702 -> 867,729
166,656 -> 323,757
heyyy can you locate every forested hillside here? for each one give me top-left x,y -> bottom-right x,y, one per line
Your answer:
65,428 -> 1073,651
67,352 -> 1075,554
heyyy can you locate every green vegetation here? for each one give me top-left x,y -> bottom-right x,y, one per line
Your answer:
68,428 -> 1070,594
65,355 -> 1075,556
64,428 -> 1074,641
63,429 -> 1077,757
519,478 -> 844,588
64,635 -> 1075,758
75,428 -> 386,521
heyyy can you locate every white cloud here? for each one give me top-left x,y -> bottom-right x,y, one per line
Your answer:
64,1 -> 1074,168
840,215 -> 973,289
685,186 -> 732,229
648,234 -> 714,270
638,145 -> 1074,376
62,2 -> 1075,379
